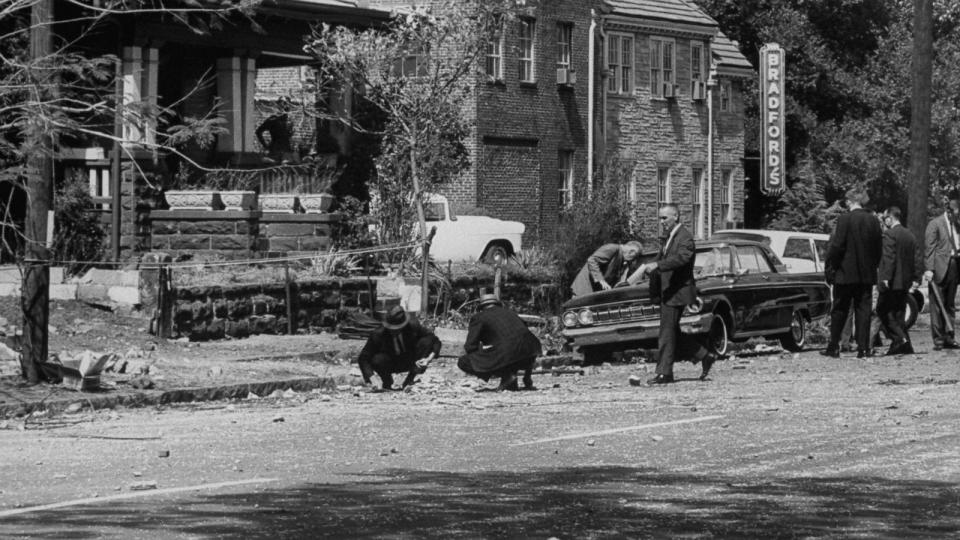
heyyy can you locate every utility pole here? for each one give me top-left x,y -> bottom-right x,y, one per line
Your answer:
907,0 -> 933,245
21,0 -> 55,383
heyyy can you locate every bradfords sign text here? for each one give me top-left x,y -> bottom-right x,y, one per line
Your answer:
760,43 -> 785,194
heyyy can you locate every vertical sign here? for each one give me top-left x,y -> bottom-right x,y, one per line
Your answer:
760,43 -> 785,194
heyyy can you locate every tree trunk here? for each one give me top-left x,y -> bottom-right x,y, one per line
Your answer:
907,0 -> 933,247
21,0 -> 55,383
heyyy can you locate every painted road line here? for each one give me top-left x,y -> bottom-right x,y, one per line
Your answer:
513,415 -> 725,446
0,478 -> 279,518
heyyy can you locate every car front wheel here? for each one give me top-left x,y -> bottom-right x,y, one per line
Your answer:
704,315 -> 729,356
779,310 -> 806,351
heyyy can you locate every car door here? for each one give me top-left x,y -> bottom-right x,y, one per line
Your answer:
813,239 -> 829,273
734,245 -> 785,332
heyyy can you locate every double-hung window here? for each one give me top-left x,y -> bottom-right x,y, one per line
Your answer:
607,33 -> 633,94
557,23 -> 572,72
518,18 -> 536,82
485,18 -> 504,80
720,81 -> 732,111
649,37 -> 675,98
720,169 -> 733,224
657,167 -> 671,205
692,167 -> 705,238
558,150 -> 574,208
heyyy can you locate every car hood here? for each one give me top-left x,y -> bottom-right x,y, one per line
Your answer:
563,283 -> 656,309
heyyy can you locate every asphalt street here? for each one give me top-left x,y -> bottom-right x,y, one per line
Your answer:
2,332 -> 960,539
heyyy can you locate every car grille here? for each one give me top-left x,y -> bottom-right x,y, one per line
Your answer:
593,303 -> 660,324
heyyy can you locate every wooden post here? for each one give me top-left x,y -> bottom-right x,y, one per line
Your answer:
284,262 -> 295,335
421,226 -> 437,313
111,57 -> 123,262
493,254 -> 503,300
21,0 -> 54,383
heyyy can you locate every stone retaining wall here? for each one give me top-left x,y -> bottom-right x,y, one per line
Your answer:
172,277 -> 376,340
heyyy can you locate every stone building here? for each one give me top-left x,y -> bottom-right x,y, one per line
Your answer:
369,0 -> 752,245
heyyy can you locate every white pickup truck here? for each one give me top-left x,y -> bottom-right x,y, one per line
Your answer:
422,194 -> 525,262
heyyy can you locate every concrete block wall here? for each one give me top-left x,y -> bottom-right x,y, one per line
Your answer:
0,265 -> 141,305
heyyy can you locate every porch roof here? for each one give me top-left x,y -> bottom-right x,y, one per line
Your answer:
712,31 -> 754,77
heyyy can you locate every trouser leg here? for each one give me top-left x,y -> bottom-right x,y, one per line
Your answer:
829,285 -> 854,351
656,304 -> 683,376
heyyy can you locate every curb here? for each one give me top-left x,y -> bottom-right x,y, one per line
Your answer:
0,374 -> 357,419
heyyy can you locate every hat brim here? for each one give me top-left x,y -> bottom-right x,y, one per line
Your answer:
382,311 -> 410,330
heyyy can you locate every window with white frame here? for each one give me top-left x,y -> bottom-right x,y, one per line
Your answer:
518,18 -> 536,82
720,169 -> 733,224
649,37 -> 675,98
558,150 -> 574,208
720,80 -> 732,111
657,167 -> 671,205
691,42 -> 705,82
692,167 -> 705,238
485,19 -> 504,80
396,41 -> 429,77
89,166 -> 110,210
557,23 -> 572,71
607,33 -> 633,94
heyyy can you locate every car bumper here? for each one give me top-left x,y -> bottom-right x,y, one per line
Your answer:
562,313 -> 716,348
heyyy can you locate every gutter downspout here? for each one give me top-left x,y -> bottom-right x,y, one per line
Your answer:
587,10 -> 596,197
598,19 -> 608,186
706,59 -> 717,236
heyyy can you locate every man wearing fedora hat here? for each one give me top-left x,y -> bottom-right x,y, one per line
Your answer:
357,305 -> 442,390
458,294 -> 542,391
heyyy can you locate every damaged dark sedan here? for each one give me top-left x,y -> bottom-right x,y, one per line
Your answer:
561,239 -> 832,364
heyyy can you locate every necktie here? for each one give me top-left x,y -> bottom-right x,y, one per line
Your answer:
393,334 -> 405,355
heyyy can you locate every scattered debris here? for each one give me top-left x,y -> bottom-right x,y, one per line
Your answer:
130,481 -> 158,491
586,439 -> 596,447
272,415 -> 285,423
651,435 -> 663,442
157,450 -> 170,458
64,402 -> 84,414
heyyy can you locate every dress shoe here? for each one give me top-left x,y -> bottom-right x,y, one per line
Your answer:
820,348 -> 840,358
496,373 -> 519,392
522,372 -> 535,390
886,342 -> 915,356
646,374 -> 675,385
856,350 -> 874,359
943,341 -> 960,350
700,353 -> 718,381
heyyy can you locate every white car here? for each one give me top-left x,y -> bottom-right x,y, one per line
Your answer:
712,229 -> 926,328
422,194 -> 524,263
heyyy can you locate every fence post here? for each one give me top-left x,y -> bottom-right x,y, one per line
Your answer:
420,226 -> 437,313
285,261 -> 295,335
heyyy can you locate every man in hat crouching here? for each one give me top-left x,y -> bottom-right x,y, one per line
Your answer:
358,306 -> 442,390
458,294 -> 542,391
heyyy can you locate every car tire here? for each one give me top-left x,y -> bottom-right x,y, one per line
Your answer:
482,243 -> 510,264
905,291 -> 920,330
704,315 -> 729,356
779,310 -> 806,352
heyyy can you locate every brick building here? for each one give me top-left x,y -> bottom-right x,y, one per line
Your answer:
369,0 -> 752,245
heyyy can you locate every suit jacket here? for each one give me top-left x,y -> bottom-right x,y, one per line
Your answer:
879,224 -> 919,291
357,320 -> 441,367
826,208 -> 882,285
571,243 -> 640,297
925,213 -> 959,283
655,224 -> 697,307
462,305 -> 542,374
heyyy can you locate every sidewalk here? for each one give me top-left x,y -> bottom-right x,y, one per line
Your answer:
0,324 -> 580,419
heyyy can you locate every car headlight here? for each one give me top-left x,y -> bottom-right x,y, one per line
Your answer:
562,311 -> 579,328
685,297 -> 704,315
577,309 -> 595,326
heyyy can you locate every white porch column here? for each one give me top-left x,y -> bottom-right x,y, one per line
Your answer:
216,56 -> 243,153
121,46 -> 142,146
143,47 -> 159,146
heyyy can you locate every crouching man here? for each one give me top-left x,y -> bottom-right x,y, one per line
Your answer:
358,306 -> 441,390
458,294 -> 542,391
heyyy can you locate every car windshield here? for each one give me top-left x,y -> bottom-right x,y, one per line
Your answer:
424,202 -> 445,221
694,246 -> 732,278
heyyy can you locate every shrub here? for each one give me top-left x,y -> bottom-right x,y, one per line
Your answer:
52,172 -> 105,276
554,181 -> 640,294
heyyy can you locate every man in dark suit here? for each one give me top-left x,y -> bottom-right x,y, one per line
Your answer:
357,306 -> 442,390
924,189 -> 960,350
458,294 -> 542,391
633,203 -> 717,385
876,206 -> 921,355
823,187 -> 883,358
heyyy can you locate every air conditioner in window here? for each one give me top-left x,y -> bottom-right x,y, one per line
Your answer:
556,68 -> 576,86
691,80 -> 707,101
662,82 -> 678,99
